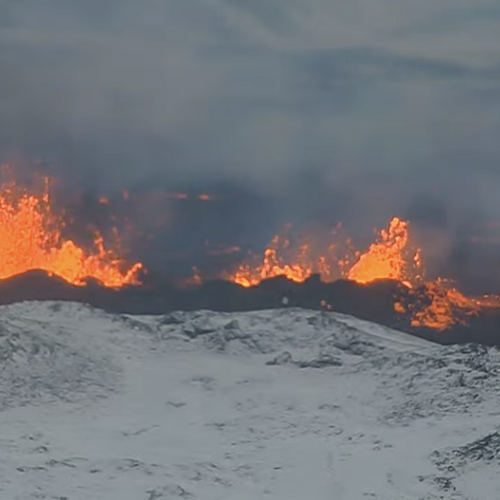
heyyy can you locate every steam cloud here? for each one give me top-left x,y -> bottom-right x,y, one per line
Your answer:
2,0 -> 500,290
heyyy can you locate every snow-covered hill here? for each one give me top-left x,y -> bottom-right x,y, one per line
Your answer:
0,302 -> 499,499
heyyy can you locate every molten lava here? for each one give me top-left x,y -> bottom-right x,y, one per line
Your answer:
347,217 -> 423,286
0,170 -> 142,287
224,217 -> 421,287
408,281 -> 480,331
217,216 -> 481,331
224,225 -> 347,287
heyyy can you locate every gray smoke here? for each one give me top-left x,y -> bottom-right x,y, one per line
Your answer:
2,0 -> 500,289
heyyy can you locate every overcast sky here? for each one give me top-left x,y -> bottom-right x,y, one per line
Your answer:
1,0 -> 500,226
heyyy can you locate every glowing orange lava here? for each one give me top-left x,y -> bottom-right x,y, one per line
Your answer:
408,281 -> 480,331
216,216 -> 482,331
347,217 -> 423,286
0,169 -> 142,287
224,217 -> 420,288
230,242 -> 313,287
225,226 -> 346,287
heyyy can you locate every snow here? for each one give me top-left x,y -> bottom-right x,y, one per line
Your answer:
0,302 -> 499,499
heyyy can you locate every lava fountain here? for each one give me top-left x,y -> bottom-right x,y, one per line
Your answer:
217,216 -> 483,331
0,165 -> 142,287
223,217 -> 423,287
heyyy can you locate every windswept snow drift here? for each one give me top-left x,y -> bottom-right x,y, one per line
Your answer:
0,302 -> 499,499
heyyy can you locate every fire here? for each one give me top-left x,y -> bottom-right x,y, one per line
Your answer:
224,225 -> 346,287
224,217 -> 420,288
408,281 -> 480,330
230,240 -> 313,287
347,217 -> 423,286
391,278 -> 480,331
215,216 -> 482,331
0,168 -> 142,287
231,247 -> 313,287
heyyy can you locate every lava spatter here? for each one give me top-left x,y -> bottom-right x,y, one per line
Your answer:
0,167 -> 142,287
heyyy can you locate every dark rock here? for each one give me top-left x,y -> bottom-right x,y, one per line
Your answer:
1,270 -> 500,347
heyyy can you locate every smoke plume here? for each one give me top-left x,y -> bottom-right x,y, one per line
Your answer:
2,0 -> 500,289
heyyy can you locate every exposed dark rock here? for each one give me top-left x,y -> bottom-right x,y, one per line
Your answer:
1,270 -> 500,346
266,351 -> 293,366
296,354 -> 342,368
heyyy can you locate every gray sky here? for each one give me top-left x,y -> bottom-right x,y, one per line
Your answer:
1,0 -> 500,223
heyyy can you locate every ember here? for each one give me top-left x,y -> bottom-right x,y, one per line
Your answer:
0,165 -> 142,287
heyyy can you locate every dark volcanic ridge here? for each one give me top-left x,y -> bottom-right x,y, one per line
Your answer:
1,270 -> 500,347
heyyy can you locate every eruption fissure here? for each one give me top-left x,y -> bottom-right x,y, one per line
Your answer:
0,166 -> 142,287
216,216 -> 481,331
0,166 -> 492,332
223,217 -> 424,288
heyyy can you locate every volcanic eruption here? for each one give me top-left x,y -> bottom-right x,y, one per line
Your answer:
214,215 -> 483,332
0,162 -> 498,345
0,164 -> 142,287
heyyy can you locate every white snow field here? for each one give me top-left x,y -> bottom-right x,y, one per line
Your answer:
0,302 -> 499,499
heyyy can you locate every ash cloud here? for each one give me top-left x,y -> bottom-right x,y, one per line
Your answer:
2,0 -> 500,288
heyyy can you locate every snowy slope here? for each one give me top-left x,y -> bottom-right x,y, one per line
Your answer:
0,302 -> 499,499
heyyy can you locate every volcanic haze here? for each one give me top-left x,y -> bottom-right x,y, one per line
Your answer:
2,0 -> 500,292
